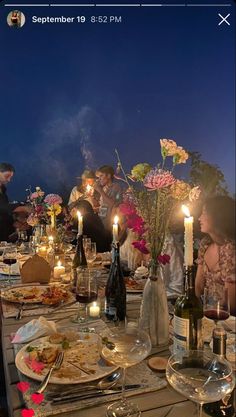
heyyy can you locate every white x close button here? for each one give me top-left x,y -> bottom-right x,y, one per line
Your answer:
218,13 -> 230,26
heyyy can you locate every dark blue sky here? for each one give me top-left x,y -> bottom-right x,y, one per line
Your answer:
0,0 -> 235,201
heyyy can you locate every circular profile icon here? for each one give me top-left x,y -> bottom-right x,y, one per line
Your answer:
7,10 -> 26,28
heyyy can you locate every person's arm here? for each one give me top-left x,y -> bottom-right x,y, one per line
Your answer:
195,264 -> 204,297
93,184 -> 117,208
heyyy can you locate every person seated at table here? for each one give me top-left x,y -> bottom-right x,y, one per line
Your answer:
68,169 -> 100,212
0,162 -> 15,241
94,165 -> 122,232
71,200 -> 112,252
195,195 -> 236,316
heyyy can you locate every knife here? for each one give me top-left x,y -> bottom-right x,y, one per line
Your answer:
50,384 -> 145,404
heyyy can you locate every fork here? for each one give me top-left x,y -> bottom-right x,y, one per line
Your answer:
36,351 -> 64,394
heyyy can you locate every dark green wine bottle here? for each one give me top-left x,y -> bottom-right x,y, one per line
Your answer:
72,235 -> 87,269
105,242 -> 126,321
173,265 -> 203,353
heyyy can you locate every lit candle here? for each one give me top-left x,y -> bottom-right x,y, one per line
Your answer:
86,184 -> 93,194
113,215 -> 119,242
37,245 -> 48,258
53,261 -> 65,279
48,236 -> 54,246
51,213 -> 55,229
89,302 -> 100,318
182,205 -> 194,266
77,211 -> 83,236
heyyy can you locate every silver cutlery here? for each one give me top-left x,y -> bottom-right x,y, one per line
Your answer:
51,385 -> 145,404
15,303 -> 25,320
36,351 -> 64,394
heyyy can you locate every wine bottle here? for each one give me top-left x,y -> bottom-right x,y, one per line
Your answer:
203,329 -> 235,417
72,234 -> 87,270
173,265 -> 203,353
105,242 -> 126,321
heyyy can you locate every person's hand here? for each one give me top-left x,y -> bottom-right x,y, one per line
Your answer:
93,182 -> 103,194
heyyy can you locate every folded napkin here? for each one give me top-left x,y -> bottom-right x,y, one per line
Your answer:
11,316 -> 57,344
21,254 -> 51,284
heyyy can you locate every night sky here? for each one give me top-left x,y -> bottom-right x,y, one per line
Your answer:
0,0 -> 235,201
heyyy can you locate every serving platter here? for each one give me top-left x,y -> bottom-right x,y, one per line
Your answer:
1,285 -> 73,305
15,331 -> 117,384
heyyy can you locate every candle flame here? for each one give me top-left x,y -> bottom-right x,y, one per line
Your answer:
114,215 -> 119,225
48,235 -> 53,242
92,301 -> 97,307
182,205 -> 191,217
77,211 -> 82,219
86,184 -> 92,192
57,261 -> 61,267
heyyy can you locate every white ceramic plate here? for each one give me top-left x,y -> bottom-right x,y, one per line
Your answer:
15,333 -> 118,384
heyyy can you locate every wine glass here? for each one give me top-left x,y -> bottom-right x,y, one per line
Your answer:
2,247 -> 18,285
83,237 -> 91,253
166,350 -> 235,417
86,242 -> 97,268
72,269 -> 98,323
204,287 -> 230,326
99,324 -> 152,417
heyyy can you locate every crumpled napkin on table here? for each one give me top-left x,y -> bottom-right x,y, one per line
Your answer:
11,316 -> 57,344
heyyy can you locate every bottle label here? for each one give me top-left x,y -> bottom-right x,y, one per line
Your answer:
174,315 -> 203,352
173,316 -> 189,352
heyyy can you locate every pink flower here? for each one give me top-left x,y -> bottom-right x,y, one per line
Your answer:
144,169 -> 175,190
157,254 -> 171,265
17,382 -> 30,393
21,409 -> 35,417
31,393 -> 44,405
119,202 -> 136,217
44,194 -> 62,205
132,239 -> 149,254
127,215 -> 145,235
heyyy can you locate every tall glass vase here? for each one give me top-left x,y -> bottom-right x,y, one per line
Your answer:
139,262 -> 169,347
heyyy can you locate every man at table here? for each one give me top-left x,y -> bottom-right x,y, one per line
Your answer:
94,165 -> 122,231
0,162 -> 15,241
68,169 -> 100,212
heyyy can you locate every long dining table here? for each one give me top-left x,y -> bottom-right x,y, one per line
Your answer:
0,273 -> 213,417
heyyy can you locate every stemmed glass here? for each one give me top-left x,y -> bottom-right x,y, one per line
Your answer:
2,247 -> 18,285
204,287 -> 230,325
99,323 -> 152,417
86,242 -> 97,268
72,269 -> 98,323
166,350 -> 235,417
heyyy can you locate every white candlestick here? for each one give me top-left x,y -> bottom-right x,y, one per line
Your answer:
89,302 -> 100,318
113,215 -> 119,242
53,261 -> 65,279
184,216 -> 194,267
77,211 -> 83,236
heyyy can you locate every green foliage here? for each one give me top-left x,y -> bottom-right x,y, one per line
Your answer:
188,152 -> 229,197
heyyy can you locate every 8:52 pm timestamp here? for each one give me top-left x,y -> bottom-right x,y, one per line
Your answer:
90,15 -> 122,23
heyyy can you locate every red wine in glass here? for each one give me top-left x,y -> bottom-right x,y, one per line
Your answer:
76,291 -> 97,304
204,309 -> 230,322
3,258 -> 17,265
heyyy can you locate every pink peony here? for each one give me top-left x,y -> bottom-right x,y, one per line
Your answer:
44,194 -> 62,206
144,169 -> 175,190
132,239 -> 149,254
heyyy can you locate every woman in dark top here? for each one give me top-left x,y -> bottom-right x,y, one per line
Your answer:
71,200 -> 112,253
0,163 -> 15,241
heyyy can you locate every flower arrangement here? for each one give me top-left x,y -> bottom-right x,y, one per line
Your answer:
26,187 -> 47,226
44,193 -> 62,230
116,139 -> 200,269
26,188 -> 63,230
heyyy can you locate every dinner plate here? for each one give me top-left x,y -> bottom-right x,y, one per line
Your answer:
15,332 -> 118,384
125,278 -> 146,293
1,285 -> 73,305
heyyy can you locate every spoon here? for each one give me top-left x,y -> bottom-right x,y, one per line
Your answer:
46,370 -> 121,399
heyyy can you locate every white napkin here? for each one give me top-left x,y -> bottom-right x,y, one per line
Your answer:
11,316 -> 57,344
